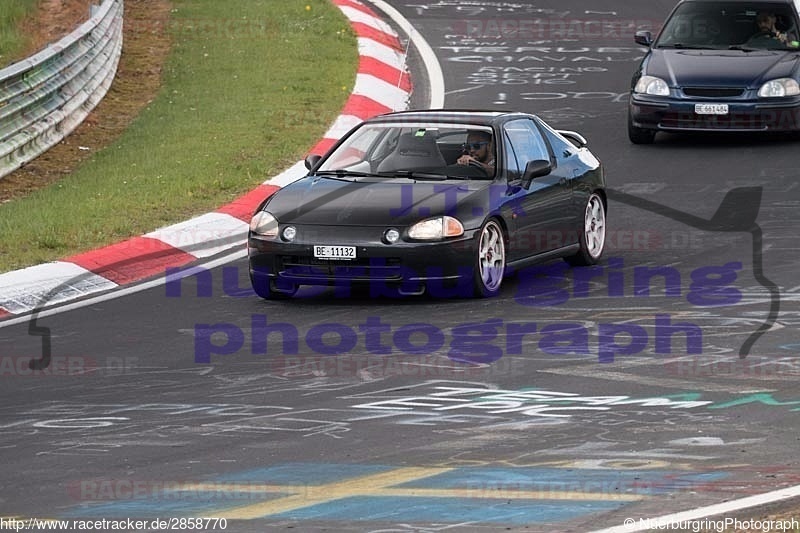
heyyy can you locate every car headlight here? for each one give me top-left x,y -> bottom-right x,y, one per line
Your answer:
408,216 -> 464,240
634,75 -> 670,96
249,211 -> 279,238
758,78 -> 800,97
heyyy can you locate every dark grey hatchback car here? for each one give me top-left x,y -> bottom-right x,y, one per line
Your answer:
629,0 -> 800,143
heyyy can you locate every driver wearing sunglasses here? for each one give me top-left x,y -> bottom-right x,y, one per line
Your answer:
457,130 -> 495,174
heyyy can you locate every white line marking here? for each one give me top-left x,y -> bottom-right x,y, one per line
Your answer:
0,262 -> 118,315
265,160 -> 307,188
356,37 -> 407,69
366,0 -> 445,108
0,249 -> 246,329
353,72 -> 410,110
145,212 -> 248,258
339,5 -> 398,36
320,114 -> 364,139
591,485 -> 800,532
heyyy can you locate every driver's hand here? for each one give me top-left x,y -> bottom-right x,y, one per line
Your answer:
457,154 -> 474,166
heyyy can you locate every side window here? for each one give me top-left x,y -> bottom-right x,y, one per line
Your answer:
503,119 -> 552,167
503,130 -> 521,182
537,120 -> 576,165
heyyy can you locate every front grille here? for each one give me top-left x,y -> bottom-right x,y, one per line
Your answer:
682,87 -> 744,98
659,112 -> 766,130
279,256 -> 403,280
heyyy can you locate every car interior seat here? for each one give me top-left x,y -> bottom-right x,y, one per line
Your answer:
376,131 -> 446,173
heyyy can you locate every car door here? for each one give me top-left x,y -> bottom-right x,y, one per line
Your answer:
535,118 -> 595,245
501,118 -> 573,261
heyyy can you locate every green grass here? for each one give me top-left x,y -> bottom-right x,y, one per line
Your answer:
0,0 -> 357,271
0,0 -> 39,66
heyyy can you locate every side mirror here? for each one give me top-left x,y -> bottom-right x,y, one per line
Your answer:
522,159 -> 553,185
557,130 -> 588,148
634,30 -> 653,47
305,154 -> 322,170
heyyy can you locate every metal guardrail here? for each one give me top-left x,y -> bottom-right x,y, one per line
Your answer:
0,0 -> 123,179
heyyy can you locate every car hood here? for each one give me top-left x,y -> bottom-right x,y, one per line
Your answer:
645,48 -> 800,88
263,175 -> 492,226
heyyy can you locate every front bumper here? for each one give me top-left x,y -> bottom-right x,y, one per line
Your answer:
248,225 -> 481,296
629,93 -> 800,132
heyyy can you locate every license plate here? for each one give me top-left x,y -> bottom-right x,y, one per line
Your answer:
313,245 -> 356,260
695,103 -> 728,115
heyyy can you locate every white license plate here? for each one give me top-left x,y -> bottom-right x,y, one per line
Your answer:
313,245 -> 356,260
695,103 -> 729,115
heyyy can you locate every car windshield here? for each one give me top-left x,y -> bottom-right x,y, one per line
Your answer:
316,122 -> 496,179
655,1 -> 800,50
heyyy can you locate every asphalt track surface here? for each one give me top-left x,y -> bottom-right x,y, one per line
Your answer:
2,1 -> 800,532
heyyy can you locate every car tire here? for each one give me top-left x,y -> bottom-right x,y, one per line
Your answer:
250,270 -> 297,300
628,114 -> 656,144
565,192 -> 606,267
473,219 -> 506,297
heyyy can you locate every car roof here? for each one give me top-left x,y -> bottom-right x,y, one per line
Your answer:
676,0 -> 799,7
365,109 -> 534,127
677,0 -> 794,3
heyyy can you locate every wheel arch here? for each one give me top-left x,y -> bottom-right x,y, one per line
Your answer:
593,188 -> 608,214
489,213 -> 511,242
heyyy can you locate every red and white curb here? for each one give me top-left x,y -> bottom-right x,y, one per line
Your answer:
0,0 -> 411,319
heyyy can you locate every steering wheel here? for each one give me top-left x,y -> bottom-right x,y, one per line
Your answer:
467,159 -> 489,178
467,158 -> 489,176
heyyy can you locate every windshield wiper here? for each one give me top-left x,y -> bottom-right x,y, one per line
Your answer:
658,43 -> 718,50
315,169 -> 467,181
313,169 -> 375,179
729,45 -> 760,52
376,170 -> 464,181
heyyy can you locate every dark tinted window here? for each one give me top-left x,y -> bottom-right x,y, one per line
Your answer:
656,2 -> 798,49
503,130 -> 522,182
503,119 -> 551,166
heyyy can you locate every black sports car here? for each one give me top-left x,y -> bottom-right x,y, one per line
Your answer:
629,0 -> 800,143
248,110 -> 607,299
